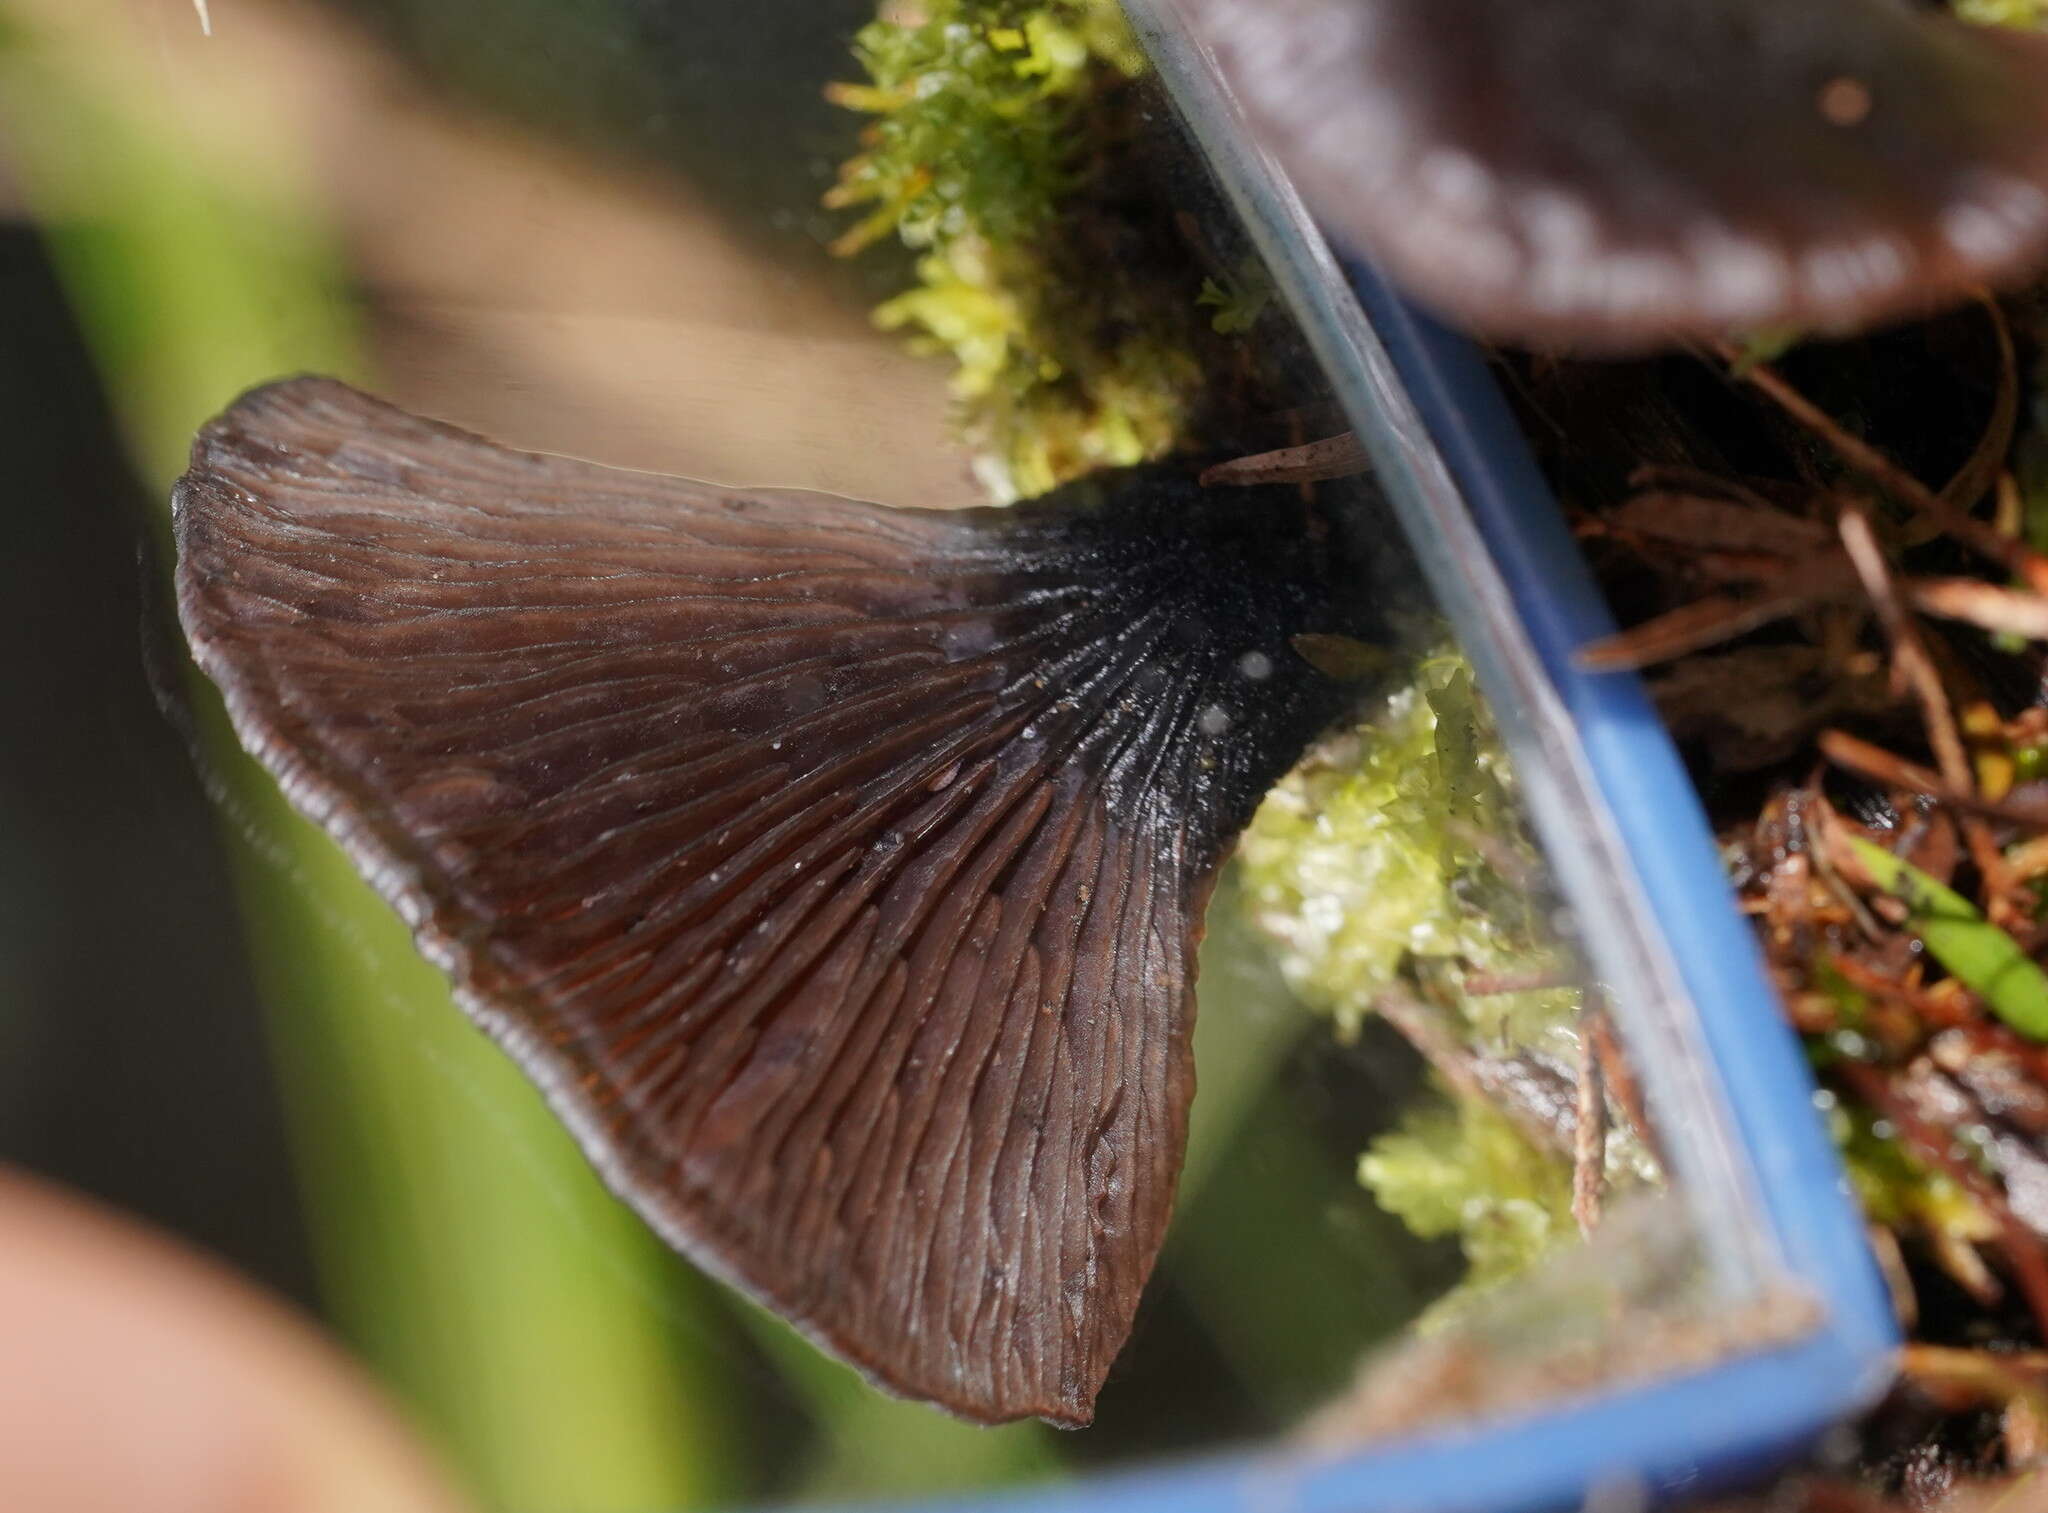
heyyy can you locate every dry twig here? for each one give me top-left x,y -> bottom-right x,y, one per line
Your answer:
1835,503 -> 2015,909
1571,1018 -> 1607,1237
1818,730 -> 2048,830
1938,298 -> 2022,516
1715,340 -> 2048,594
1199,431 -> 1369,487
1911,578 -> 2048,642
1587,1009 -> 1659,1164
1838,503 -> 1973,792
1578,576 -> 1852,670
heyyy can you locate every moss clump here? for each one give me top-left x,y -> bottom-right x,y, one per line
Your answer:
826,0 -> 1218,499
826,0 -> 1141,258
1360,1093 -> 1576,1309
1239,648 -> 1641,1304
1831,1097 -> 1995,1248
1239,648 -> 1580,1059
1954,0 -> 2048,25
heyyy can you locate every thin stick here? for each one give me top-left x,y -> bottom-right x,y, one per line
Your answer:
1443,817 -> 1539,893
1836,507 -> 1984,863
1866,1221 -> 1919,1331
2010,1401 -> 2048,1468
1819,729 -> 2048,830
1462,964 -> 1575,996
1374,989 -> 1571,1156
1910,577 -> 2048,641
1199,432 -> 1369,487
1718,342 -> 2048,594
1586,1010 -> 1659,1164
1601,491 -> 1833,558
1576,583 -> 1842,670
1837,506 -> 2019,912
1940,297 -> 2022,514
1571,1019 -> 1607,1236
1627,463 -> 1784,511
1373,989 -> 1482,1099
1809,797 -> 1891,946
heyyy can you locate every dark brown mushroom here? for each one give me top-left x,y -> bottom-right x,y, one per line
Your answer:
1178,0 -> 2048,348
172,377 -> 1379,1426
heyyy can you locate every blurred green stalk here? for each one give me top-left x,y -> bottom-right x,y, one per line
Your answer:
0,11 -> 728,1509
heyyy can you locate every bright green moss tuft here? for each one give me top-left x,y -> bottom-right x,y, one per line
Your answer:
826,0 -> 1140,258
827,0 -> 1213,499
1239,649 -> 1580,1059
1237,648 -> 1653,1305
1830,1097 -> 1996,1251
1360,1092 -> 1576,1310
1954,0 -> 2048,26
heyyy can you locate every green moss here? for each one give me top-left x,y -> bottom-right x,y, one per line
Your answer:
1196,260 -> 1274,336
1830,1098 -> 1995,1247
1238,647 -> 1638,1306
827,0 -> 1213,498
1238,648 -> 1579,1059
1360,1091 -> 1576,1312
826,1 -> 1140,257
1954,0 -> 2048,26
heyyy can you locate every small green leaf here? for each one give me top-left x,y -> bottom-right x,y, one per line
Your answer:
1726,326 -> 1803,376
1195,267 -> 1271,335
1953,0 -> 2048,29
1843,834 -> 2048,1039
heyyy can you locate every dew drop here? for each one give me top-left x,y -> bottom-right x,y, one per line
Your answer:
942,619 -> 996,659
